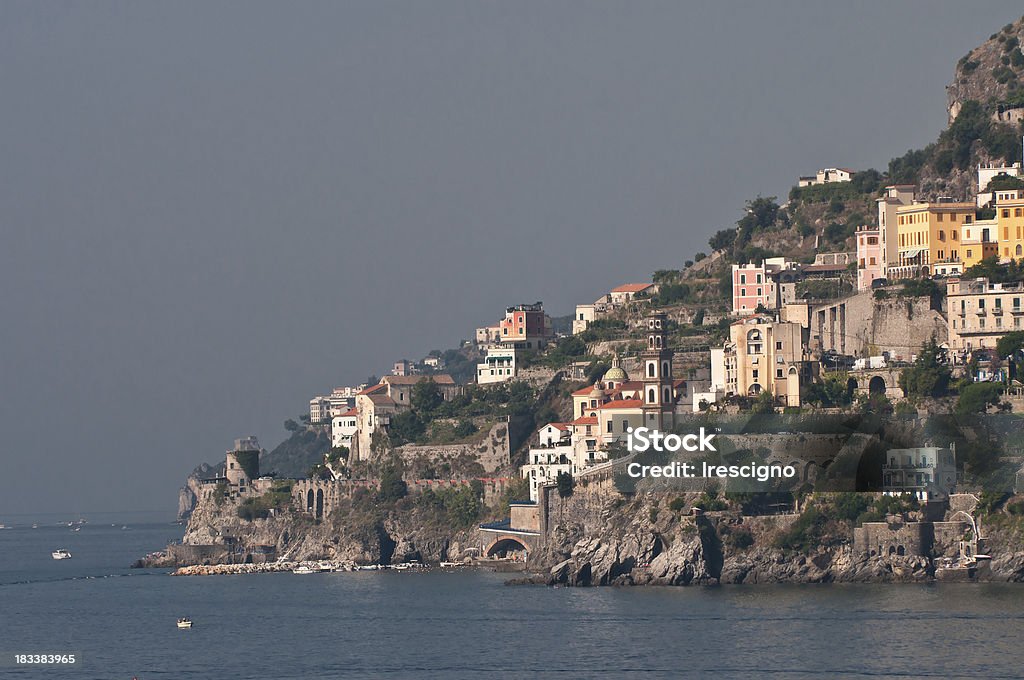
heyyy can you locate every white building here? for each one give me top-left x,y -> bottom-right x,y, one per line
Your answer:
883,445 -> 957,501
477,346 -> 517,384
798,167 -> 854,187
309,396 -> 331,424
331,408 -> 358,450
520,422 -> 609,501
977,163 -> 1022,207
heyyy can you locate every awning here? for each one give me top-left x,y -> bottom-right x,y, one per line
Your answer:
902,248 -> 925,259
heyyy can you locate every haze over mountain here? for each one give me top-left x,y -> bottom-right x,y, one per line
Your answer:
1,2 -> 1022,516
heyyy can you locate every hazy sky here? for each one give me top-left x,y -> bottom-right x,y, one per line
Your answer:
2,1 -> 1021,517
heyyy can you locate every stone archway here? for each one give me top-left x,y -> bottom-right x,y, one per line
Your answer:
306,489 -> 315,513
315,489 -> 324,519
869,375 -> 886,395
485,536 -> 530,558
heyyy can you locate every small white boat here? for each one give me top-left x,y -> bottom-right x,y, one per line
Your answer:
439,561 -> 462,568
393,563 -> 411,571
292,565 -> 316,574
177,618 -> 192,629
51,549 -> 72,560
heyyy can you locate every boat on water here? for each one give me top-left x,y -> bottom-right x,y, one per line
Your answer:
393,563 -> 411,571
439,561 -> 463,568
292,565 -> 316,574
177,618 -> 192,629
355,564 -> 380,571
52,549 -> 72,560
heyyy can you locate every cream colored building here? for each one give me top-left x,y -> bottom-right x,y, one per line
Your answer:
995,192 -> 1024,262
947,277 -> 1024,350
877,184 -> 916,277
722,316 -> 810,407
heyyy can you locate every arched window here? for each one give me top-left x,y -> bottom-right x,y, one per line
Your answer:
663,387 -> 671,403
662,361 -> 670,376
648,363 -> 656,377
1017,244 -> 1023,257
648,388 -> 656,403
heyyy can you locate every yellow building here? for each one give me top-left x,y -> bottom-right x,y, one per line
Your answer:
960,218 -> 999,270
995,192 -> 1024,262
891,202 -> 975,279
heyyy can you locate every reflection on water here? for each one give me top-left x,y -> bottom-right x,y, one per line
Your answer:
1,523 -> 1023,678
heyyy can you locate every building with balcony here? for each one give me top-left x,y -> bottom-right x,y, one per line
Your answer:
960,218 -> 999,270
721,316 -> 813,407
995,192 -> 1024,262
947,277 -> 1024,350
890,201 -> 975,280
883,445 -> 957,500
798,167 -> 854,187
877,184 -> 916,277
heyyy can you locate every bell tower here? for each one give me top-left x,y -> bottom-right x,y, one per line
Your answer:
641,311 -> 675,430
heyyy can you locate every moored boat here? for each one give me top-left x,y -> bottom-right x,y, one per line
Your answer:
177,618 -> 192,629
51,549 -> 72,560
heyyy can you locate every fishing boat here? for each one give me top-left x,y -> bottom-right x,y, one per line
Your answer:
177,618 -> 192,629
52,549 -> 72,560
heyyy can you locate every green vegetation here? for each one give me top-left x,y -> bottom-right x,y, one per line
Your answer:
900,338 -> 951,400
377,464 -> 408,502
964,257 -> 1024,284
804,373 -> 853,408
956,382 -> 1003,414
556,471 -> 575,498
416,483 -> 483,529
237,488 -> 292,521
997,331 -> 1024,359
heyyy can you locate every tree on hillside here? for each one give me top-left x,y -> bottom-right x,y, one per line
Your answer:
412,378 -> 444,414
556,471 -> 575,498
900,338 -> 952,400
996,331 -> 1024,359
284,419 -> 300,432
963,257 -> 1024,284
956,382 -> 1002,415
709,228 -> 737,251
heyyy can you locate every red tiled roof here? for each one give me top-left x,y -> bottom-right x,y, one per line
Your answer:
337,408 -> 357,417
599,398 -> 643,410
572,385 -> 598,396
358,383 -> 387,396
611,283 -> 654,293
571,416 -> 598,426
544,422 -> 570,431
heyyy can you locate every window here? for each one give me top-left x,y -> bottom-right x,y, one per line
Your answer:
1003,209 -> 1011,218
952,231 -> 958,240
776,369 -> 783,378
937,214 -> 944,222
752,370 -> 759,379
965,215 -> 972,224
996,298 -> 1002,309
607,421 -> 613,433
979,299 -> 986,309
740,274 -> 746,284
1017,208 -> 1023,217
776,341 -> 783,350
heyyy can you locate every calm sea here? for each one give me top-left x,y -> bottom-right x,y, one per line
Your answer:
1,520 -> 1023,679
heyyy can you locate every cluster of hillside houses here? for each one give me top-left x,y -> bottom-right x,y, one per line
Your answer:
297,163 -> 1024,509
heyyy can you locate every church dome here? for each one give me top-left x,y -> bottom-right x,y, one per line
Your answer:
602,354 -> 629,384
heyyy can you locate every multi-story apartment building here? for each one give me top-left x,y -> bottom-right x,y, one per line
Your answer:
877,184 -> 916,276
731,258 -> 799,315
331,408 -> 358,450
960,218 -> 999,269
947,277 -> 1024,350
977,162 -> 1022,207
883,445 -> 957,501
995,191 -> 1024,262
856,225 -> 883,290
309,396 -> 331,424
890,201 -> 975,279
721,316 -> 812,407
499,302 -> 552,349
477,346 -> 517,384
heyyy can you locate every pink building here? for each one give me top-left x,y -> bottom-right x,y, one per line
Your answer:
731,260 -> 788,315
856,225 -> 883,290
